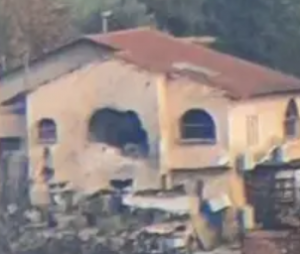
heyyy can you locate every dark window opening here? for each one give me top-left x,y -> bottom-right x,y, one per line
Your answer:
180,109 -> 216,143
88,108 -> 149,157
110,179 -> 133,192
0,138 -> 22,153
284,99 -> 299,138
37,119 -> 57,144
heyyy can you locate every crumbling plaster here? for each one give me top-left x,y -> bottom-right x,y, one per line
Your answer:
26,59 -> 160,191
5,46 -> 300,210
157,75 -> 300,207
158,76 -> 230,172
156,75 -> 245,206
228,95 -> 300,156
157,74 -> 231,183
0,41 -> 108,104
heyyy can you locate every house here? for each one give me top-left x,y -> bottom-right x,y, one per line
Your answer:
1,28 -> 300,219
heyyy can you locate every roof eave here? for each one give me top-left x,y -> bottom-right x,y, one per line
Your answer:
0,37 -> 116,80
250,88 -> 300,99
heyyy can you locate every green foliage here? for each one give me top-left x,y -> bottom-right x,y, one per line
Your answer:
144,0 -> 300,76
64,0 -> 154,33
1,0 -> 300,76
203,0 -> 300,75
143,0 -> 207,36
0,0 -> 75,69
0,7 -> 11,65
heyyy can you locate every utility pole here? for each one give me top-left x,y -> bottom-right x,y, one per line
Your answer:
21,50 -> 31,208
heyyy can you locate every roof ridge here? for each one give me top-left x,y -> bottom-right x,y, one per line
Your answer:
146,29 -> 299,81
85,28 -> 300,98
174,34 -> 299,81
89,26 -> 153,38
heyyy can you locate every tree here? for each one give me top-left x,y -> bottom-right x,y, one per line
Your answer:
144,0 -> 300,76
202,0 -> 300,76
0,0 -> 16,70
0,0 -> 76,69
65,0 -> 155,33
143,0 -> 207,36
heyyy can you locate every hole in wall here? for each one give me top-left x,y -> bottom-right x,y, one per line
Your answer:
88,108 -> 149,158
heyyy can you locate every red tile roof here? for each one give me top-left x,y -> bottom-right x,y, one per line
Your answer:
87,28 -> 300,99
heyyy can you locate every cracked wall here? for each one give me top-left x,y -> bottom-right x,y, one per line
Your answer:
26,59 -> 161,202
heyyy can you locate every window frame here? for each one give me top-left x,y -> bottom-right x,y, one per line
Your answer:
37,119 -> 57,145
180,109 -> 216,144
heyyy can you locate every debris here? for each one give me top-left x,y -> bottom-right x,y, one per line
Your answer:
242,230 -> 300,254
122,193 -> 190,214
207,194 -> 231,213
24,207 -> 43,224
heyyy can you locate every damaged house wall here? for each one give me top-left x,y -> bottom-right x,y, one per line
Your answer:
88,108 -> 150,158
157,75 -> 246,206
0,40 -> 114,205
159,71 -> 300,208
228,96 -> 300,210
158,76 -> 230,171
0,40 -> 112,104
228,96 -> 300,156
25,59 -> 160,202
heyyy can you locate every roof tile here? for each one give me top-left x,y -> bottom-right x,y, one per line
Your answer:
87,28 -> 300,99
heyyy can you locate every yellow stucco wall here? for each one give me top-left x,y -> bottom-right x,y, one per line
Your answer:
229,96 -> 300,157
160,76 -> 300,171
26,59 -> 160,193
158,76 -> 230,171
24,55 -> 300,207
228,96 -> 300,206
158,75 -> 245,206
158,74 -> 300,206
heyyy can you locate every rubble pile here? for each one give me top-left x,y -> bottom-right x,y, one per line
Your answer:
12,232 -> 116,254
6,215 -> 193,254
0,174 -> 246,254
0,189 -> 194,254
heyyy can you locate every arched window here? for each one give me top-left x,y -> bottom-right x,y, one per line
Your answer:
180,109 -> 216,143
284,99 -> 299,138
37,119 -> 57,144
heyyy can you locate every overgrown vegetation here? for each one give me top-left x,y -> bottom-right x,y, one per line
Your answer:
1,0 -> 300,76
0,0 -> 75,69
64,0 -> 154,33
